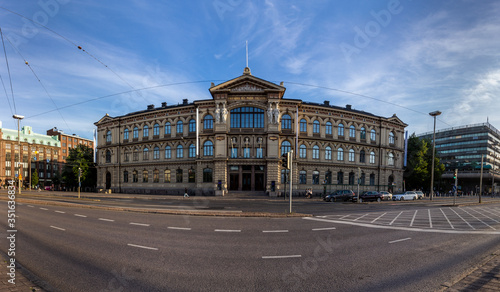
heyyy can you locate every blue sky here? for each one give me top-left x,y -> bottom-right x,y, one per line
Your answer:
1,0 -> 500,140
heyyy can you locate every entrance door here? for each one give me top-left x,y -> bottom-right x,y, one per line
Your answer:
229,173 -> 239,191
255,173 -> 265,191
242,173 -> 252,191
105,172 -> 111,189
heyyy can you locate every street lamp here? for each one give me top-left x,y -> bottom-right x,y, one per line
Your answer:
491,142 -> 499,196
13,114 -> 24,195
429,110 -> 441,201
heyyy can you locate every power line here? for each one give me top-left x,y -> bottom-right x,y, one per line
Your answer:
0,27 -> 16,115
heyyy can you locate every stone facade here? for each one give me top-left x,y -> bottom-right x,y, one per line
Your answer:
94,68 -> 407,196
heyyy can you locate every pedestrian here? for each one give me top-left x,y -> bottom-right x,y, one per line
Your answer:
184,188 -> 189,198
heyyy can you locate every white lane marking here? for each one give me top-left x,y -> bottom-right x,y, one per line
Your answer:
450,208 -> 475,230
262,255 -> 302,259
354,214 -> 369,221
389,237 -> 411,244
302,217 -> 500,235
27,205 -> 34,208
130,222 -> 150,227
127,243 -> 158,251
477,207 -> 500,221
55,211 -> 66,214
462,208 -> 495,230
316,216 -> 328,218
98,218 -> 115,222
428,209 -> 433,228
74,214 -> 87,218
214,229 -> 241,232
440,208 -> 455,229
50,226 -> 65,231
168,227 -> 192,231
312,227 -> 336,231
410,210 -> 418,227
40,208 -> 48,210
469,207 -> 499,224
389,211 -> 404,225
371,212 -> 387,224
262,230 -> 288,233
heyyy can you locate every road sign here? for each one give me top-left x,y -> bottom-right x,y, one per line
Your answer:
452,185 -> 457,192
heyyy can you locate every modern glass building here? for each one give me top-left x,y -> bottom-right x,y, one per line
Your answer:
418,122 -> 500,194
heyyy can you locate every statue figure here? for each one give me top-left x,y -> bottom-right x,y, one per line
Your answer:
273,104 -> 280,124
215,104 -> 221,124
221,103 -> 228,123
267,103 -> 273,123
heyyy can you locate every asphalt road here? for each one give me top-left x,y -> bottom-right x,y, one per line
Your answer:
1,198 -> 500,291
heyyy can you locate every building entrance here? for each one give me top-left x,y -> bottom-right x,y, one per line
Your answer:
228,165 -> 266,192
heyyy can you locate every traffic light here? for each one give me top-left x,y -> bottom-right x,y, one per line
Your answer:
281,153 -> 288,169
454,169 -> 458,180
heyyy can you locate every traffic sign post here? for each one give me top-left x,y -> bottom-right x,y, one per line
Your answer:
453,169 -> 458,205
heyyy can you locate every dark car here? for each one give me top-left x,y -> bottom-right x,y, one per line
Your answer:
324,190 -> 356,202
359,191 -> 383,202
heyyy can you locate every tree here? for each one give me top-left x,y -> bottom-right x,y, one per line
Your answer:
404,134 -> 445,191
63,145 -> 96,189
31,170 -> 39,188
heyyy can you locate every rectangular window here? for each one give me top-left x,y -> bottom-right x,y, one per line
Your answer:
203,168 -> 213,183
256,148 -> 263,158
243,148 -> 250,158
299,171 -> 306,184
188,168 -> 195,183
176,169 -> 183,183
164,170 -> 171,183
231,148 -> 238,158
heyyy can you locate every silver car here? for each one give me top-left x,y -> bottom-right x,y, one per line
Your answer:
379,191 -> 393,201
393,191 -> 418,201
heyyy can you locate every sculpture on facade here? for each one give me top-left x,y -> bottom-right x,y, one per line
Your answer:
267,103 -> 273,123
273,103 -> 280,124
221,103 -> 228,123
215,103 -> 221,124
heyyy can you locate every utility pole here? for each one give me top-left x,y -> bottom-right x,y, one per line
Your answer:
78,167 -> 81,199
13,115 -> 24,195
453,169 -> 458,205
289,150 -> 293,214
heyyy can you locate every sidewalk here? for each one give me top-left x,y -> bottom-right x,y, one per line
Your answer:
442,249 -> 500,291
1,253 -> 44,291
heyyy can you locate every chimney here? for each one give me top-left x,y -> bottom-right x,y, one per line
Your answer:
183,99 -> 188,105
161,102 -> 167,108
147,104 -> 155,110
324,100 -> 330,106
346,104 -> 352,110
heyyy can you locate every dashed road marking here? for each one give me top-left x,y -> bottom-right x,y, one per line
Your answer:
168,227 -> 191,231
389,237 -> 411,244
262,255 -> 302,259
98,218 -> 115,222
312,227 -> 336,231
50,226 -> 65,231
74,214 -> 87,218
27,205 -> 34,208
262,230 -> 288,233
40,208 -> 48,210
130,222 -> 150,227
127,243 -> 158,251
215,229 -> 241,233
55,211 -> 65,214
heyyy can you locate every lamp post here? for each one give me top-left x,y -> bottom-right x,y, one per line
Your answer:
429,110 -> 441,201
13,114 -> 24,195
491,142 -> 498,196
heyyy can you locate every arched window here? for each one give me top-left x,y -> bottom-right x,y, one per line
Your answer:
164,122 -> 171,135
203,140 -> 214,156
123,171 -> 128,183
388,152 -> 395,165
349,172 -> 355,185
360,127 -> 366,140
188,168 -> 195,183
299,170 -> 307,184
189,144 -> 196,158
230,107 -> 264,128
337,148 -> 344,161
143,148 -> 149,160
370,129 -> 376,141
176,121 -> 183,134
133,148 -> 139,161
326,121 -> 332,135
349,149 -> 355,162
360,150 -> 366,163
370,151 -> 376,164
164,169 -> 171,183
123,128 -> 129,140
325,170 -> 332,184
281,140 -> 291,156
281,114 -> 292,130
338,123 -> 344,136
153,123 -> 160,136
360,172 -> 366,185
313,145 -> 319,159
299,144 -> 307,158
176,168 -> 183,183
106,131 -> 112,143
165,146 -> 171,159
132,170 -> 138,183
204,115 -> 213,130
176,145 -> 183,158
389,131 -> 395,144
189,119 -> 196,132
133,127 -> 139,139
143,125 -> 149,137
153,146 -> 160,160
300,119 -> 307,132
203,168 -> 213,182
349,125 -> 356,138
370,173 -> 376,185
312,171 -> 319,184
105,150 -> 111,163
153,169 -> 159,183
337,171 -> 344,184
142,169 -> 148,183
325,146 -> 332,160
313,120 -> 320,134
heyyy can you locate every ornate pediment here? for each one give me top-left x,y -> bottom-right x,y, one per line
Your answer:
231,83 -> 265,92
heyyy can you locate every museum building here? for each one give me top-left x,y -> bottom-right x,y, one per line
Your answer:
94,68 -> 407,196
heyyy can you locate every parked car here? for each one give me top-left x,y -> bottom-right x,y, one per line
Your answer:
379,191 -> 393,201
324,190 -> 356,202
415,191 -> 424,199
359,191 -> 383,202
392,191 -> 418,201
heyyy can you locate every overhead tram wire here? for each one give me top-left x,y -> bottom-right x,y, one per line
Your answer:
0,6 -> 149,104
3,34 -> 72,132
0,27 -> 16,115
282,81 -> 453,127
26,80 -> 225,119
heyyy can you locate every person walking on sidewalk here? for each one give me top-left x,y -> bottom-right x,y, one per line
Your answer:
184,188 -> 189,198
